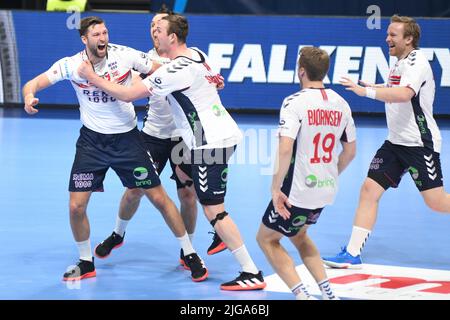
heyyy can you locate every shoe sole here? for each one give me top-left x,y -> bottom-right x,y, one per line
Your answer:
220,282 -> 266,291
323,260 -> 363,269
179,258 -> 190,271
192,269 -> 209,282
94,242 -> 124,259
207,242 -> 227,255
62,270 -> 96,281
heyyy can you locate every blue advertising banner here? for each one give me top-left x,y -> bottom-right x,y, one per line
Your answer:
11,11 -> 450,114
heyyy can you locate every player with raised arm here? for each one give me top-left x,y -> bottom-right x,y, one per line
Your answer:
22,16 -> 208,282
323,15 -> 450,269
78,14 -> 266,291
94,11 -> 226,267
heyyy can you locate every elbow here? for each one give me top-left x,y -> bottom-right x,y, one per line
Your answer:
398,88 -> 415,102
345,143 -> 357,161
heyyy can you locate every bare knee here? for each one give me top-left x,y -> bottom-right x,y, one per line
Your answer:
145,187 -> 170,211
422,188 -> 449,213
69,201 -> 87,217
256,231 -> 279,251
178,188 -> 197,207
360,179 -> 384,203
424,196 -> 445,212
124,188 -> 144,204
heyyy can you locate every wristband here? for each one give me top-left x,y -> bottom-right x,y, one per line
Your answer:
366,87 -> 376,99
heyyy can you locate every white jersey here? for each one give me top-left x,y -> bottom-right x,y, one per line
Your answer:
142,48 -> 242,150
142,48 -> 181,139
278,88 -> 356,209
386,49 -> 441,152
45,43 -> 153,134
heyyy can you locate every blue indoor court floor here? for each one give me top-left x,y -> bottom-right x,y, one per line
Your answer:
1,107 -> 450,300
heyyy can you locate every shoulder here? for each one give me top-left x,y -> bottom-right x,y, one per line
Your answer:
281,91 -> 304,109
163,56 -> 194,74
148,48 -> 171,64
405,49 -> 430,68
109,43 -> 147,57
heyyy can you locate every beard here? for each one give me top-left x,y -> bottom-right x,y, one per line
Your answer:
88,42 -> 107,59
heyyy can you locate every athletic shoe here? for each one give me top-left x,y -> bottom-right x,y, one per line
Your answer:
179,249 -> 189,270
63,258 -> 96,281
183,252 -> 208,282
94,231 -> 124,259
322,246 -> 363,269
220,271 -> 266,291
207,231 -> 227,255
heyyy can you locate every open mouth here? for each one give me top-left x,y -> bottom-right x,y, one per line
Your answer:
97,44 -> 106,51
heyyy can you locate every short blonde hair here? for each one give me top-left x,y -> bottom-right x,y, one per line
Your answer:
298,47 -> 330,81
391,15 -> 421,48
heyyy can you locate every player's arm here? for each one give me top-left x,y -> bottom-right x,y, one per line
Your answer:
340,77 -> 414,103
22,73 -> 52,115
271,136 -> 294,220
337,140 -> 356,174
78,60 -> 149,102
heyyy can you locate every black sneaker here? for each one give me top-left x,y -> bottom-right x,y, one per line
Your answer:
207,231 -> 227,255
220,271 -> 266,291
94,231 -> 124,259
179,249 -> 189,270
183,252 -> 208,282
62,258 -> 96,281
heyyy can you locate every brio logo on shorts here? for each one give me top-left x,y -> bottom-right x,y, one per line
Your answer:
133,167 -> 152,187
305,174 -> 335,188
408,166 -> 419,180
72,173 -> 94,189
408,166 -> 423,187
133,167 -> 149,180
220,168 -> 229,189
292,215 -> 307,227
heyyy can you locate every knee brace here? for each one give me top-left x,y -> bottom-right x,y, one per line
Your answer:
210,211 -> 228,227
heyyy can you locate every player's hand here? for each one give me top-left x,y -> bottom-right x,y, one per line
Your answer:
272,189 -> 292,220
24,93 -> 39,115
78,60 -> 95,81
340,76 -> 366,97
358,80 -> 374,87
216,74 -> 225,90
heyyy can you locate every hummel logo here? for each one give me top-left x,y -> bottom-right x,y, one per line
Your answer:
269,209 -> 279,223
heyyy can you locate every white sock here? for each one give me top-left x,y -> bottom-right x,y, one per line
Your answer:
291,282 -> 310,300
347,226 -> 371,257
177,232 -> 195,256
188,233 -> 194,242
231,245 -> 259,274
114,217 -> 129,237
318,279 -> 339,300
76,239 -> 92,262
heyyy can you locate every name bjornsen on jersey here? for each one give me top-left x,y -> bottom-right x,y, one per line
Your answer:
307,109 -> 342,127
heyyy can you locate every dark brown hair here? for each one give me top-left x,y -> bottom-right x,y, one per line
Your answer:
79,16 -> 104,36
161,14 -> 188,44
